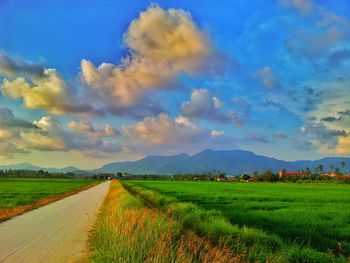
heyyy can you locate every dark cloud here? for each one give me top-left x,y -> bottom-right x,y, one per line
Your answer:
263,99 -> 288,112
0,107 -> 37,129
244,132 -> 271,144
301,86 -> 323,112
321,116 -> 341,122
107,98 -> 165,120
301,120 -> 348,149
0,51 -> 45,79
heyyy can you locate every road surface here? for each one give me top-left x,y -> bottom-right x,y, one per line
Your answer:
0,181 -> 110,263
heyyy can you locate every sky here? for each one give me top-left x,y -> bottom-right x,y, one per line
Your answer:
0,0 -> 349,169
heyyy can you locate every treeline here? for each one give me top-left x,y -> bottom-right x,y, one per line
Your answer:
117,170 -> 350,184
120,171 -> 225,181
250,169 -> 350,183
0,169 -> 82,179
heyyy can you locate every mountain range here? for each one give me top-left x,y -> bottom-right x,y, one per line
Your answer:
1,149 -> 349,175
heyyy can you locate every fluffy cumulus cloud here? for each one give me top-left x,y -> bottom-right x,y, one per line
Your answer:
68,120 -> 120,138
81,6 -> 223,115
122,113 -> 238,156
254,67 -> 281,91
22,116 -> 121,155
181,89 -> 246,126
0,107 -> 121,159
123,113 -> 209,145
1,63 -> 95,115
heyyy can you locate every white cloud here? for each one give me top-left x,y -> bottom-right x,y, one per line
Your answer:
1,68 -> 95,115
81,6 -> 221,114
123,113 -> 209,145
181,88 -> 245,126
68,120 -> 120,138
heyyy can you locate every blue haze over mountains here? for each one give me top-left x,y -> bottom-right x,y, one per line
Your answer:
3,150 -> 347,175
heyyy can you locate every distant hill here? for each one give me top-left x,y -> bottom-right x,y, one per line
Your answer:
2,150 -> 349,175
0,163 -> 85,174
93,149 -> 350,175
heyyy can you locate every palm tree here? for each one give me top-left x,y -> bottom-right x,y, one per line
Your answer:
330,164 -> 335,173
318,164 -> 324,175
341,161 -> 346,170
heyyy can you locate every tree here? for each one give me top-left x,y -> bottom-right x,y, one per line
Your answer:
330,164 -> 335,173
305,167 -> 312,178
335,167 -> 340,175
318,165 -> 324,175
241,174 -> 251,181
341,161 -> 346,171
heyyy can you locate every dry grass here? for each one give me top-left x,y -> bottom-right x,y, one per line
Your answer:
89,180 -> 243,263
0,184 -> 96,222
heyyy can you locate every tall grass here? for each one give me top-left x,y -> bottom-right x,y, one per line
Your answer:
121,181 -> 348,262
89,180 -> 243,263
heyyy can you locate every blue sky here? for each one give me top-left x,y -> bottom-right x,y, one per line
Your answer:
0,0 -> 349,168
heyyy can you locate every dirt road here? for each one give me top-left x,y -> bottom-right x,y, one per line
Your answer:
0,181 -> 110,263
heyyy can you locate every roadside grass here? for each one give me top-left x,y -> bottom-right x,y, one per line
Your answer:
89,180 -> 243,263
122,181 -> 350,262
0,178 -> 98,222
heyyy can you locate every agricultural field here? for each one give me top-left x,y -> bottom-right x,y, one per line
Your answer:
89,180 -> 242,262
122,180 -> 350,262
0,178 -> 98,221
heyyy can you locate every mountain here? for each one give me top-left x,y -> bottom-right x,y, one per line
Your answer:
94,149 -> 350,175
2,150 -> 349,175
0,163 -> 84,174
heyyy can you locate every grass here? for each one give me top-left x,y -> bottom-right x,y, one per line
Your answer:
122,180 -> 350,262
88,180 -> 244,263
0,178 -> 98,221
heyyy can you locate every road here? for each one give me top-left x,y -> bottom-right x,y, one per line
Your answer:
0,181 -> 110,263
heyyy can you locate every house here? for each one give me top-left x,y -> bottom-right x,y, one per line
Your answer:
322,173 -> 337,178
216,177 -> 226,181
278,171 -> 305,178
227,177 -> 238,181
245,178 -> 256,182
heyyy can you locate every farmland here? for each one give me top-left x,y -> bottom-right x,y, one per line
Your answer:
122,180 -> 350,262
89,180 -> 242,262
0,178 -> 98,221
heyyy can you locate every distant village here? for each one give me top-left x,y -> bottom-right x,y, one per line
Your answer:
215,167 -> 350,183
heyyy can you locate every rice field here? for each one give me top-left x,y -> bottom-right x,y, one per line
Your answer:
0,178 -> 98,221
122,180 -> 350,262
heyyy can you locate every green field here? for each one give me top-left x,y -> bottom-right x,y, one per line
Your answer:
0,178 -> 97,209
124,181 -> 350,262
